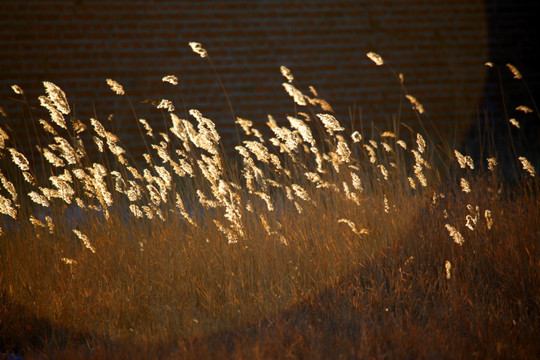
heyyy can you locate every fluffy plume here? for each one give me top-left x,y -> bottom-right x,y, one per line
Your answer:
405,95 -> 425,114
366,52 -> 384,66
280,65 -> 294,83
73,229 -> 96,253
189,42 -> 207,58
43,81 -> 70,115
316,114 -> 344,136
106,79 -> 125,95
518,157 -> 536,177
162,75 -> 179,85
445,224 -> 465,246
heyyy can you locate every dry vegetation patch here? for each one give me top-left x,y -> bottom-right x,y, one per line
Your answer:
1,47 -> 539,359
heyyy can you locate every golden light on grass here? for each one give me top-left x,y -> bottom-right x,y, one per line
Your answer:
454,150 -> 474,169
9,148 -> 30,171
460,178 -> 471,193
11,85 -> 23,95
405,94 -> 425,114
162,75 -> 179,85
43,81 -> 71,115
445,260 -> 452,279
0,45 -> 538,359
445,224 -> 465,245
487,157 -> 497,171
518,156 -> 536,177
366,51 -> 384,66
506,63 -> 522,79
157,99 -> 175,112
509,118 -> 520,128
188,41 -> 207,58
515,105 -> 533,113
485,209 -> 494,230
283,83 -> 307,106
280,65 -> 294,83
106,78 -> 125,95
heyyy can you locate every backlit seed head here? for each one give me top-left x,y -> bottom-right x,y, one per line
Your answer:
408,177 -> 417,190
236,117 -> 254,136
283,83 -> 307,106
518,156 -> 536,177
106,79 -> 125,95
9,148 -> 30,171
445,224 -> 465,245
445,261 -> 452,279
416,133 -> 426,153
366,51 -> 384,66
61,258 -> 77,265
485,210 -> 493,230
454,150 -> 474,169
363,144 -> 377,164
162,75 -> 179,85
515,105 -> 533,114
506,63 -> 522,79
405,95 -> 425,114
338,218 -> 369,235
487,157 -> 497,171
397,140 -> 407,150
460,178 -> 471,193
11,85 -> 23,95
73,229 -> 95,253
381,131 -> 396,138
0,194 -> 17,219
381,142 -> 392,153
39,95 -> 67,129
139,119 -> 154,137
0,126 -> 9,148
157,99 -> 175,112
129,204 -> 144,218
189,42 -> 207,58
280,65 -> 294,83
316,113 -> 344,136
351,131 -> 362,143
509,118 -> 520,128
43,81 -> 70,115
378,164 -> 389,180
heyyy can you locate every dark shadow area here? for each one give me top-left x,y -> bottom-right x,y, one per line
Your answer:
467,0 -> 540,180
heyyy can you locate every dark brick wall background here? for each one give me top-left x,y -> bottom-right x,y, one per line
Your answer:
0,0 -> 538,161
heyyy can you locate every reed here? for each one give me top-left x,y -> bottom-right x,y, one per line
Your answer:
0,46 -> 538,359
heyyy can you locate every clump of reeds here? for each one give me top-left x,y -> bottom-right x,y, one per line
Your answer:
0,46 -> 538,359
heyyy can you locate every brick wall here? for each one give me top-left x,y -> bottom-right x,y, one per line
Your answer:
1,0 -> 538,162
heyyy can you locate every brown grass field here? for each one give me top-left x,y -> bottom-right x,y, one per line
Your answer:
1,47 -> 539,359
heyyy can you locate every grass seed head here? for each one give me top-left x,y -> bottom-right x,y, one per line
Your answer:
366,51 -> 384,66
162,75 -> 179,85
518,157 -> 536,177
515,105 -> 533,113
406,94 -> 425,114
11,85 -> 24,95
43,81 -> 71,115
9,148 -> 30,171
506,63 -> 522,79
445,261 -> 452,279
280,65 -> 294,83
509,118 -> 520,128
445,224 -> 465,245
189,42 -> 207,58
460,178 -> 471,193
106,79 -> 125,95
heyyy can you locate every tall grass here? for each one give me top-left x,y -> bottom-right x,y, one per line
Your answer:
1,46 -> 538,359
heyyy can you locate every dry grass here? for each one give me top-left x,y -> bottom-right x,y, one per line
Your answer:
1,47 -> 539,359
